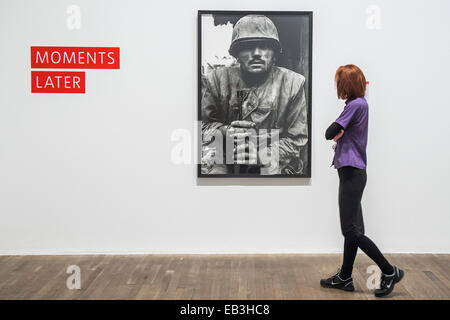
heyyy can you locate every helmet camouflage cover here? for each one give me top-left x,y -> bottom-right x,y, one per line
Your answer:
229,15 -> 281,57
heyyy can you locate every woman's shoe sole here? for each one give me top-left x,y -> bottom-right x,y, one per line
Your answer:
320,281 -> 355,292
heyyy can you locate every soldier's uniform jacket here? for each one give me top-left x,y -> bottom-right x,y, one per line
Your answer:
202,65 -> 308,174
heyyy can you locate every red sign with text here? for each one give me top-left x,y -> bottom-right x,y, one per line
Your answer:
31,46 -> 120,69
31,71 -> 85,93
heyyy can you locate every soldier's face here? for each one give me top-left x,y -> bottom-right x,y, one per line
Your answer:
237,42 -> 275,75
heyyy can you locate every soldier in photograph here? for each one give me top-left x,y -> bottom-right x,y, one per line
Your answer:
201,15 -> 308,175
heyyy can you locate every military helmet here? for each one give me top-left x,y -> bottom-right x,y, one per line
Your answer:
229,15 -> 282,57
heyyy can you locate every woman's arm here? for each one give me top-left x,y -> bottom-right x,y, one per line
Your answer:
325,122 -> 344,140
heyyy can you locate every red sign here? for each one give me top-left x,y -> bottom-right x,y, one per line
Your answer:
31,71 -> 85,93
31,46 -> 120,69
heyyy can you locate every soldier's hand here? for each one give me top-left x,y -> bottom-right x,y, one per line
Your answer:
228,120 -> 257,164
230,120 -> 256,128
234,140 -> 257,164
228,120 -> 256,138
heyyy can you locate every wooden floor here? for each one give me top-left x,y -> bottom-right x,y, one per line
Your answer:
0,254 -> 448,300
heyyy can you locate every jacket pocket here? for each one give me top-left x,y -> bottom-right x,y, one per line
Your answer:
249,104 -> 273,127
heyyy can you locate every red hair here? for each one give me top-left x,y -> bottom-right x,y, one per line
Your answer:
335,64 -> 366,100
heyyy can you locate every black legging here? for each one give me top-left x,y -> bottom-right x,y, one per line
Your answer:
338,166 -> 394,279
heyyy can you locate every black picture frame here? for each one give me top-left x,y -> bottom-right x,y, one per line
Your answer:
197,10 -> 313,178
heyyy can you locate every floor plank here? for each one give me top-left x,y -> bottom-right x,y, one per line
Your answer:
0,254 -> 448,300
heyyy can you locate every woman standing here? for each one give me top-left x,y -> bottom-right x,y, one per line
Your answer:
320,64 -> 404,298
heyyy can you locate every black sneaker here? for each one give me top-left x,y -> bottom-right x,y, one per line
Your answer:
374,266 -> 404,297
320,270 -> 355,292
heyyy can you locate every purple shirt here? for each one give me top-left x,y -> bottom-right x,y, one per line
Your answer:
332,97 -> 368,169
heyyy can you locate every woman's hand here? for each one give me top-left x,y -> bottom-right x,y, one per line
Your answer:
333,129 -> 344,142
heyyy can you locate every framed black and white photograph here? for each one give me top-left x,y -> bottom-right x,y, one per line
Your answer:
198,11 -> 312,178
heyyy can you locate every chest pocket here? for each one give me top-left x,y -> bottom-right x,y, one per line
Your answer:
249,103 -> 274,128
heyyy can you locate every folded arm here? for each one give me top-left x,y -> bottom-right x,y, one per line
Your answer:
325,122 -> 344,140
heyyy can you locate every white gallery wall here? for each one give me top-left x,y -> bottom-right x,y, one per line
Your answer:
0,0 -> 449,254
